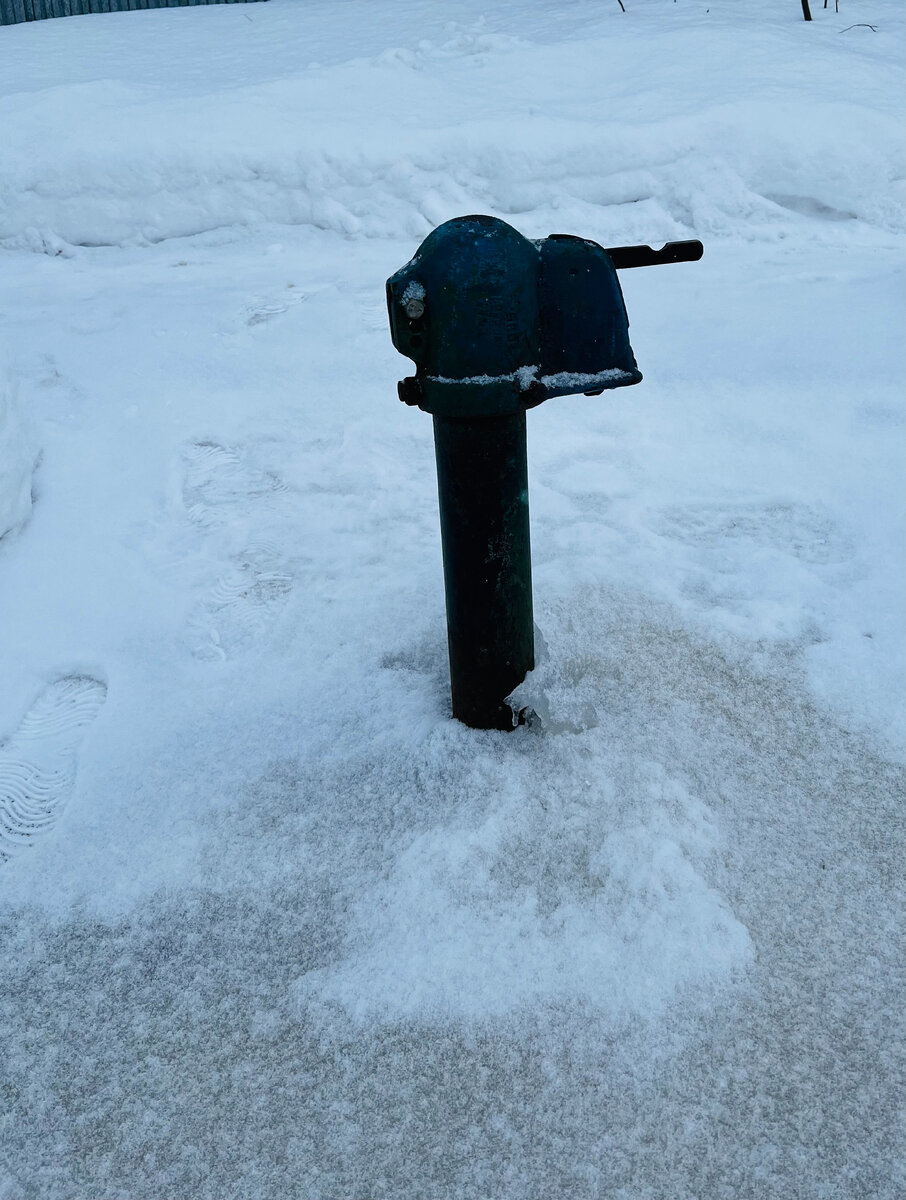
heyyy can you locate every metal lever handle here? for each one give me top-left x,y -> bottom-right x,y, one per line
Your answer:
604,240 -> 704,269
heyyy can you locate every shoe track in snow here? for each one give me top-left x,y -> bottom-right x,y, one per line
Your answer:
177,441 -> 295,661
190,541 -> 294,662
0,676 -> 107,864
180,441 -> 287,529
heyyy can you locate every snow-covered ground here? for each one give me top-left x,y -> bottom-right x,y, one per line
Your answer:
0,1 -> 903,1196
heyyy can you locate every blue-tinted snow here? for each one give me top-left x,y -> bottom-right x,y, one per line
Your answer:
0,0 -> 903,1196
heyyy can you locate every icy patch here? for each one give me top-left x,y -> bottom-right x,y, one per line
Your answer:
0,676 -> 107,864
295,764 -> 751,1022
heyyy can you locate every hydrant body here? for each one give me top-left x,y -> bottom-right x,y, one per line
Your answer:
387,215 -> 643,420
387,215 -> 701,729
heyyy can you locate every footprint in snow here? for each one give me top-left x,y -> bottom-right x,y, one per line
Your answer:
0,676 -> 107,864
175,443 -> 295,662
180,440 -> 287,529
190,540 -> 294,662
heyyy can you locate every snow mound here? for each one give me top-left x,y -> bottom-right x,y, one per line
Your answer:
0,93 -> 899,250
296,762 -> 751,1022
0,11 -> 902,248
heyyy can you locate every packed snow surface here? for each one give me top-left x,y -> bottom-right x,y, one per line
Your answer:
0,363 -> 38,541
0,0 -> 903,1196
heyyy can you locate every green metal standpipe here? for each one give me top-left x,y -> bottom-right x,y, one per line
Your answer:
387,215 -> 702,731
433,412 -> 534,731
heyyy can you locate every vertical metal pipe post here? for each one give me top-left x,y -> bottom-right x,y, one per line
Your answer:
432,411 -> 534,730
388,215 -> 700,731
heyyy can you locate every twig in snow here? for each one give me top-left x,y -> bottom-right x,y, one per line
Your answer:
839,23 -> 877,31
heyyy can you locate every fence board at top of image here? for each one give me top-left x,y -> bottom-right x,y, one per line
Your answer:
1,0 -> 266,26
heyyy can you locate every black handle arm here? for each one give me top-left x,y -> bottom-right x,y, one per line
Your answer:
604,240 -> 703,269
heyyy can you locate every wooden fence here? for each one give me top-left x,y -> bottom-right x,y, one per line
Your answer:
1,0 -> 265,25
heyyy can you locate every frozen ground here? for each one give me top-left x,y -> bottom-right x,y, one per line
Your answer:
0,0 -> 903,1196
